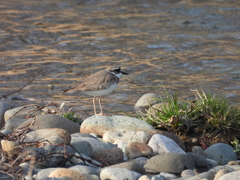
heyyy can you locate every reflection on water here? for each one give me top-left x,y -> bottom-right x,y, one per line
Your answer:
0,0 -> 240,115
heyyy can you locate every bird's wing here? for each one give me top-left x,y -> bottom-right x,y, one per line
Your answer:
64,70 -> 119,93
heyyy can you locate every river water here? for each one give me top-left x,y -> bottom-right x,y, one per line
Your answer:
0,0 -> 240,115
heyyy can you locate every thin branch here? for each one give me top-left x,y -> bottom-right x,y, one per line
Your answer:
0,70 -> 41,100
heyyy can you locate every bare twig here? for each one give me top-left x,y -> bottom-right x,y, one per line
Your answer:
193,169 -> 203,180
0,70 -> 41,100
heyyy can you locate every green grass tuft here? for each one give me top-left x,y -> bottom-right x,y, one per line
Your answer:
62,112 -> 82,124
141,89 -> 240,135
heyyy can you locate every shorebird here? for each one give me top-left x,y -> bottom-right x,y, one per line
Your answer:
63,67 -> 128,115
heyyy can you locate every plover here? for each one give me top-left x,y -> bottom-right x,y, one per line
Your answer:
63,66 -> 128,115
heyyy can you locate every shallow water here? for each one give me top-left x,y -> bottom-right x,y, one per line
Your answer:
0,0 -> 240,115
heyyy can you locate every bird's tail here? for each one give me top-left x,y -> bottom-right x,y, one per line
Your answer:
60,87 -> 78,94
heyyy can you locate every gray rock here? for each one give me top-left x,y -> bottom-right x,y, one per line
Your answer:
71,140 -> 93,157
134,93 -> 160,113
18,114 -> 80,134
0,173 -> 15,180
144,153 -> 194,174
0,129 -> 11,135
80,115 -> 154,136
19,162 -> 39,175
204,143 -> 237,165
23,128 -> 71,145
132,157 -> 150,168
0,101 -> 11,125
208,165 -> 235,174
192,146 -> 208,157
207,158 -> 218,169
71,132 -> 96,139
37,168 -> 61,179
92,147 -> 124,166
4,117 -> 32,131
69,165 -> 99,175
139,175 -> 168,180
10,95 -> 25,100
187,152 -> 208,168
71,134 -> 115,155
33,145 -> 75,168
152,175 -> 168,180
4,105 -> 42,121
106,161 -> 146,174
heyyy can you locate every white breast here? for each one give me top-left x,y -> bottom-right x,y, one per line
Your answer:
83,83 -> 118,96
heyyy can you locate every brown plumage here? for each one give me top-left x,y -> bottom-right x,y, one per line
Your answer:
63,69 -> 119,93
62,67 -> 128,115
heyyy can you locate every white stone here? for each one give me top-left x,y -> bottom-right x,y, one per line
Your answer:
80,115 -> 154,136
71,136 -> 115,154
135,93 -> 160,107
160,172 -> 177,179
148,134 -> 185,154
103,129 -> 151,144
100,168 -> 142,180
117,142 -> 129,161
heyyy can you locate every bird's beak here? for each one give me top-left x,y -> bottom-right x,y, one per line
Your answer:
121,71 -> 128,75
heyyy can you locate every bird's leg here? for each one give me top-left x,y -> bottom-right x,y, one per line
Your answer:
93,96 -> 97,115
98,97 -> 104,115
97,98 -> 110,116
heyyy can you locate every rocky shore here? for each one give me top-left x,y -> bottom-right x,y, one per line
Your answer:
0,94 -> 240,180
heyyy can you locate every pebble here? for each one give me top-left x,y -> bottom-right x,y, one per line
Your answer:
187,152 -> 208,168
181,169 -> 196,178
71,134 -> 116,155
0,101 -> 11,125
23,128 -> 71,146
148,134 -> 186,154
148,129 -> 186,151
187,172 -> 215,180
4,117 -> 33,132
34,145 -> 75,168
4,105 -> 42,121
49,168 -> 87,180
100,167 -> 142,180
204,143 -> 238,165
69,165 -> 99,176
37,168 -> 62,179
106,161 -> 146,174
218,170 -> 240,180
125,142 -> 153,159
134,93 -> 160,113
2,102 -> 240,180
214,169 -> 232,180
144,153 -> 194,174
18,114 -> 80,134
80,115 -> 154,136
92,147 -> 124,165
1,139 -> 19,154
102,129 -> 151,144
